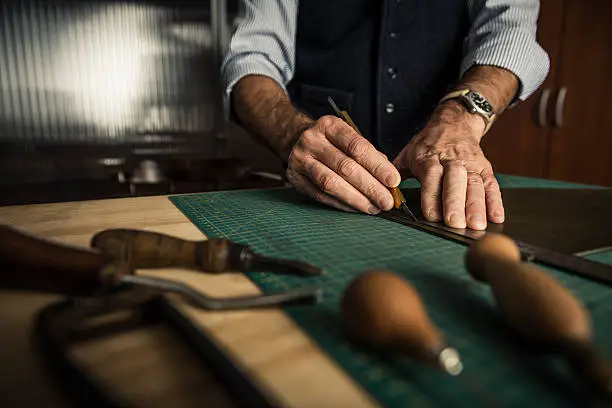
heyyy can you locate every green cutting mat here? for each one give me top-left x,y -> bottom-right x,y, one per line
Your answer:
169,175 -> 612,407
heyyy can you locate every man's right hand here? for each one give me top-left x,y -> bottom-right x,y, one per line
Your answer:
285,115 -> 401,215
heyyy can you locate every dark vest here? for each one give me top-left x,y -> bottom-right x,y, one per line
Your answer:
287,0 -> 470,159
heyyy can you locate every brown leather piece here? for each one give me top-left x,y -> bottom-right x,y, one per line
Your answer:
400,188 -> 612,255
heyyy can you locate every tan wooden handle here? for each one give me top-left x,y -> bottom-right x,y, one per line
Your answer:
465,233 -> 591,344
90,229 -> 245,273
341,270 -> 463,375
465,234 -> 612,394
0,225 -> 127,295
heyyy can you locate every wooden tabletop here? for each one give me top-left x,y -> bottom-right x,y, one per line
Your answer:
0,195 -> 376,408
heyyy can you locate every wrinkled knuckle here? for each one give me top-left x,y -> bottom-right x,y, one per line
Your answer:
362,182 -> 379,199
467,175 -> 483,187
318,115 -> 336,128
445,162 -> 465,172
371,160 -> 388,177
288,150 -> 306,170
299,129 -> 317,146
337,157 -> 358,179
346,137 -> 368,159
318,173 -> 338,193
424,162 -> 444,178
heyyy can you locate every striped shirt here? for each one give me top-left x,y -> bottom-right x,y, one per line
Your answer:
221,0 -> 550,104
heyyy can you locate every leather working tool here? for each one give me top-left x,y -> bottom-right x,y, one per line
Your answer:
0,225 -> 323,310
341,270 -> 464,376
327,96 -> 418,221
90,228 -> 323,277
466,233 -> 612,397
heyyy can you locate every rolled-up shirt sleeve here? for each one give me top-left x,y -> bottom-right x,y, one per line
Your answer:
220,0 -> 298,96
462,0 -> 550,102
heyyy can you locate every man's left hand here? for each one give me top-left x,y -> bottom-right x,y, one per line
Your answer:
393,101 -> 504,230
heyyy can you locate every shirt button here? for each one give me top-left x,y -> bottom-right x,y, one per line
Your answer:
386,103 -> 395,113
389,32 -> 397,39
387,67 -> 397,78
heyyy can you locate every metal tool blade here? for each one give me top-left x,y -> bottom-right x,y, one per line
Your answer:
328,96 -> 342,117
400,202 -> 418,222
121,275 -> 323,310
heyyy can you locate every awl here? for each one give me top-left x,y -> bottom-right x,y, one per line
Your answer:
327,97 -> 418,221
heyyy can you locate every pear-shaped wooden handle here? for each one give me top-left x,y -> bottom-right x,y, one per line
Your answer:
465,233 -> 591,344
91,229 -> 246,272
465,233 -> 612,394
0,225 -> 128,295
340,270 -> 462,375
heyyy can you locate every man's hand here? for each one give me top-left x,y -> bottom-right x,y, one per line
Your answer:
286,115 -> 401,214
393,100 -> 504,230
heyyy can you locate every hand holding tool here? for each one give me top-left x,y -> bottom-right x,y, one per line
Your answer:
465,233 -> 612,395
90,228 -> 323,276
0,225 -> 322,309
340,269 -> 463,376
327,97 -> 418,221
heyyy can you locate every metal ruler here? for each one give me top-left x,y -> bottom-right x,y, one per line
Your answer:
379,211 -> 612,287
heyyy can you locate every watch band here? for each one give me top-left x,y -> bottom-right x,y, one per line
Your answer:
439,89 -> 496,134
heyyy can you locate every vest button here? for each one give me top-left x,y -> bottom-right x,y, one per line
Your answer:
389,32 -> 397,39
387,67 -> 397,78
386,103 -> 395,113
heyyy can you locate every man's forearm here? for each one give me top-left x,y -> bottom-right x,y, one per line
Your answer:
456,65 -> 519,116
432,65 -> 520,142
231,75 -> 314,161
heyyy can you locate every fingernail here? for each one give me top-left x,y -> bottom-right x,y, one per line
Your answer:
382,196 -> 394,211
468,215 -> 486,230
386,174 -> 398,187
448,212 -> 465,228
368,205 -> 381,215
493,210 -> 504,221
427,209 -> 440,221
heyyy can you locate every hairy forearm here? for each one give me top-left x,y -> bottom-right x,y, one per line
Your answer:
231,75 -> 314,161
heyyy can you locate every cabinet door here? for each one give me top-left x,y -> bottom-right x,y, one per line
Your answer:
546,0 -> 612,186
481,0 -> 564,178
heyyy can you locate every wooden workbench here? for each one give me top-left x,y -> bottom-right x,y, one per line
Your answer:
0,195 -> 376,408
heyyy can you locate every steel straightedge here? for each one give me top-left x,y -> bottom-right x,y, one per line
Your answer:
378,211 -> 612,287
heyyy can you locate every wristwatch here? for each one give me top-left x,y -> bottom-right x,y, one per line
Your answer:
439,89 -> 496,134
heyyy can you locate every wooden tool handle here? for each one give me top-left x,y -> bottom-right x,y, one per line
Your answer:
0,225 -> 127,295
341,270 -> 463,375
466,233 -> 612,394
465,233 -> 591,344
90,229 -> 246,272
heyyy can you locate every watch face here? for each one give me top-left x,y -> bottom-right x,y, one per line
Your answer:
468,91 -> 493,114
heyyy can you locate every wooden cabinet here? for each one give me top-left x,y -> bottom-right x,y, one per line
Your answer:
482,0 -> 612,187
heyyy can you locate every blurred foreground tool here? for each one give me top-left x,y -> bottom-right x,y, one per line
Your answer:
340,269 -> 463,376
327,96 -> 417,221
0,225 -> 322,310
465,233 -> 612,396
91,228 -> 323,277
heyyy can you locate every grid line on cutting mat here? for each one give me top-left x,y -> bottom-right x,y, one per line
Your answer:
169,175 -> 612,408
